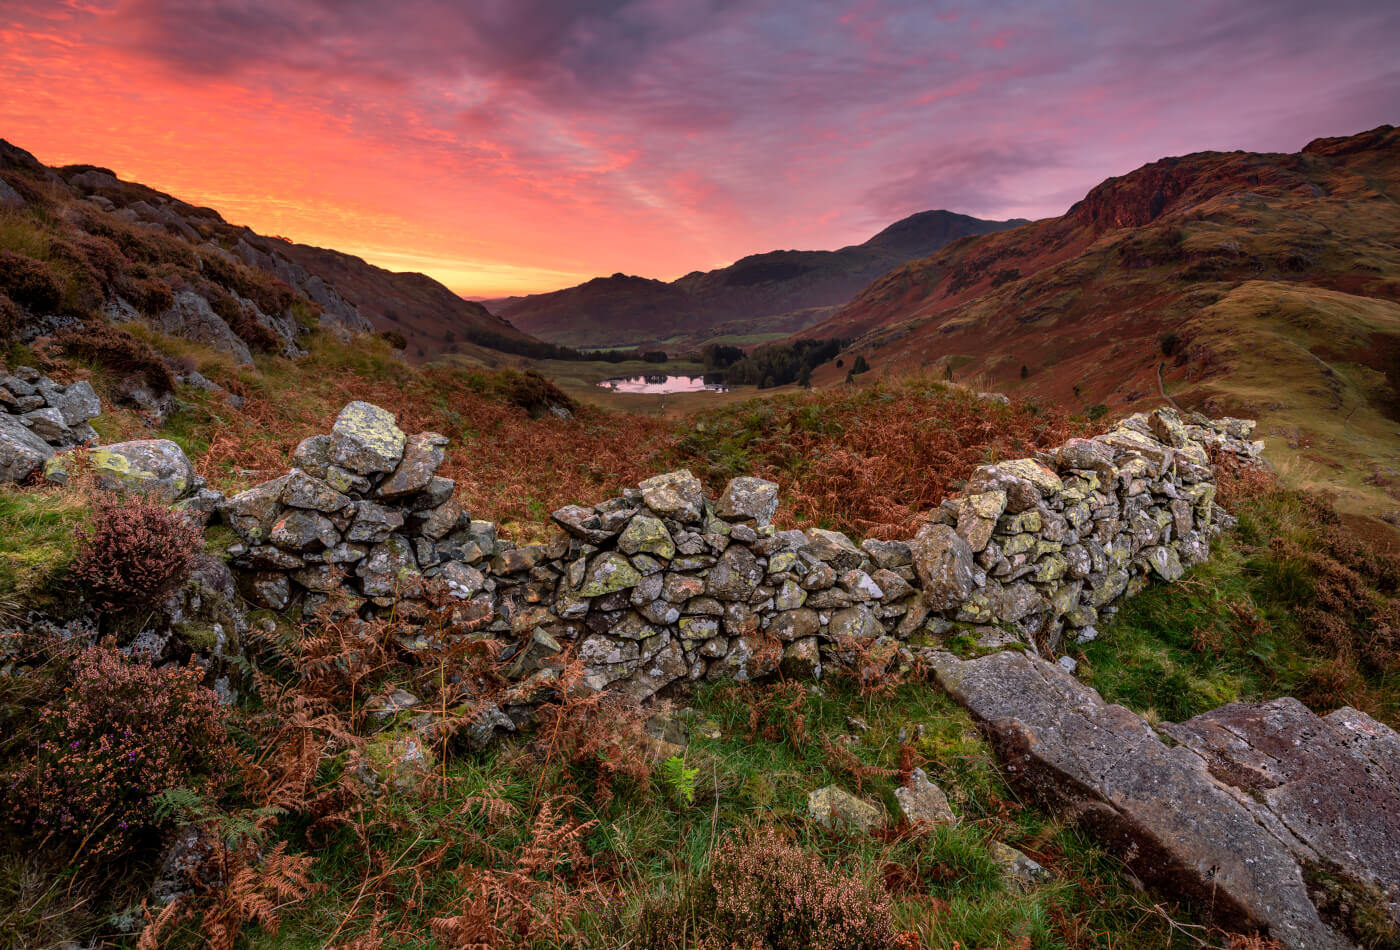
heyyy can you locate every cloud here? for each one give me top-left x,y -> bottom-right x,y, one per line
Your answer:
0,0 -> 1396,294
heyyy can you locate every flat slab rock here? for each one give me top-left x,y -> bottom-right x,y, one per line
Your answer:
930,650 -> 1400,950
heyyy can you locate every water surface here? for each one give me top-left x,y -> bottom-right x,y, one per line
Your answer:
597,374 -> 730,394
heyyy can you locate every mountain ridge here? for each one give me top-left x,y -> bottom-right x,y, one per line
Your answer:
491,209 -> 1027,348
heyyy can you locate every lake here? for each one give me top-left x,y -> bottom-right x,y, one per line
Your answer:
596,374 -> 730,394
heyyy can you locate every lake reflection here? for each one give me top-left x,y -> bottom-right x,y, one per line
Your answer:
597,374 -> 730,394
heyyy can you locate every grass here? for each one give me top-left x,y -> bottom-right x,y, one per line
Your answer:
0,483 -> 89,611
216,676 -> 1199,950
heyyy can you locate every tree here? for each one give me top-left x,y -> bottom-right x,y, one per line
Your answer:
852,355 -> 869,374
798,365 -> 812,388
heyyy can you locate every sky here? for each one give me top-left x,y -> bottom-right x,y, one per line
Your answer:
1,1 -> 1396,297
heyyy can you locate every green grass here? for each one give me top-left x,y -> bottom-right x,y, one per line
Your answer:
216,677 -> 1197,949
0,484 -> 88,609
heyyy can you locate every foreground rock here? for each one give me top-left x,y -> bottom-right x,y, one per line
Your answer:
930,649 -> 1399,950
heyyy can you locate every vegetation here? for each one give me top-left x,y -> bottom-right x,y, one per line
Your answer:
723,338 -> 846,388
1079,459 -> 1400,724
71,496 -> 204,612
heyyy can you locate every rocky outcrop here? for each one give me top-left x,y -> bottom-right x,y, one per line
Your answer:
154,291 -> 255,365
929,649 -> 1399,950
0,365 -> 101,482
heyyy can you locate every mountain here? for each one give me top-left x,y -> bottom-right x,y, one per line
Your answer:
491,210 -> 1027,348
805,125 -> 1400,523
0,138 -> 538,361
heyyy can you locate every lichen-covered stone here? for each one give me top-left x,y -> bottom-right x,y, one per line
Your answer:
269,509 -> 340,552
638,469 -> 704,522
579,552 -> 642,597
282,469 -> 352,512
357,536 -> 420,598
807,785 -> 883,832
618,513 -> 675,559
910,523 -> 975,609
90,439 -> 194,503
804,528 -> 863,571
330,401 -> 406,475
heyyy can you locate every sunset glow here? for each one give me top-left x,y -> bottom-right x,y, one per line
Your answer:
2,0 -> 1396,297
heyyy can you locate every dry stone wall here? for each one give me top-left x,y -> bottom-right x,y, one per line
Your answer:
0,364 -> 101,482
219,400 -> 1263,706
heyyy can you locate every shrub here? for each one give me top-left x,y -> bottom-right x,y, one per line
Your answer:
0,250 -> 62,312
211,287 -> 281,354
115,273 -> 175,315
71,496 -> 203,611
0,292 -> 19,341
56,322 -> 176,395
3,643 -> 231,858
637,828 -> 900,950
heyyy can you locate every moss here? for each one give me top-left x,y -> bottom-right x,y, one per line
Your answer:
1303,861 -> 1400,949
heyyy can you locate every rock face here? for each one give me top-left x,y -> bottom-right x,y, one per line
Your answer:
0,366 -> 101,482
930,649 -> 1398,950
154,291 -> 255,365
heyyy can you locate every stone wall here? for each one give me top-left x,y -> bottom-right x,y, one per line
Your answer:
219,399 -> 1263,706
0,364 -> 101,482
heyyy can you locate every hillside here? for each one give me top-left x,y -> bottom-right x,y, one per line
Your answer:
492,210 -> 1025,348
273,239 -> 535,359
808,125 -> 1400,524
0,138 -> 539,361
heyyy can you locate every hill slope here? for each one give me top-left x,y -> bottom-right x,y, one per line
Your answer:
808,125 -> 1400,523
0,138 -> 539,360
492,210 -> 1026,348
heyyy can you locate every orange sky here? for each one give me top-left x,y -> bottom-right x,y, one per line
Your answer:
3,1 -> 1396,297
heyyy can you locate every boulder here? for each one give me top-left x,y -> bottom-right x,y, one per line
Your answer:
909,523 -> 975,610
895,768 -> 956,827
330,402 -> 406,476
930,649 -> 1361,949
90,439 -> 194,503
807,785 -> 883,833
0,412 -> 53,482
154,291 -> 254,364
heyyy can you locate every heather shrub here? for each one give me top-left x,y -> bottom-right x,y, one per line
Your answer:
71,496 -> 203,611
3,643 -> 231,858
115,272 -> 176,315
637,828 -> 900,950
0,250 -> 62,312
210,286 -> 281,353
56,322 -> 177,395
0,292 -> 19,341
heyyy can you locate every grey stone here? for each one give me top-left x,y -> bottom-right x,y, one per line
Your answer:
269,509 -> 340,553
0,412 -> 53,482
222,475 -> 291,543
377,432 -> 448,498
804,528 -> 863,571
357,536 -> 420,598
330,401 -> 406,475
51,380 -> 101,427
638,469 -> 705,522
154,291 -> 254,364
930,650 -> 1355,949
715,476 -> 780,525
347,501 -> 405,543
90,439 -> 193,502
909,523 -> 975,610
706,544 -> 764,602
